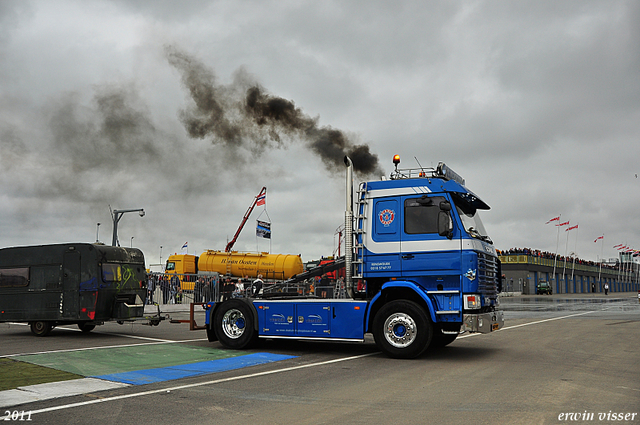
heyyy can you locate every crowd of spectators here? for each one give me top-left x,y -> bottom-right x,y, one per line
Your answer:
497,247 -> 619,270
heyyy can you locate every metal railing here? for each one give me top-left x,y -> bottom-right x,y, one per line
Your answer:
145,273 -> 349,305
499,255 -> 621,276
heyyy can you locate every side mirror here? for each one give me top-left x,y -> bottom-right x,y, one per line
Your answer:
439,201 -> 452,211
438,211 -> 453,239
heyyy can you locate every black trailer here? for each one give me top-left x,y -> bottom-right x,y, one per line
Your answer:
0,243 -> 149,336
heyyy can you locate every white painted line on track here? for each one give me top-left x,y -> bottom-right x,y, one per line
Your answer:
9,305 -> 617,415
27,352 -> 378,416
457,309 -> 599,339
4,322 -> 178,343
2,338 -> 209,358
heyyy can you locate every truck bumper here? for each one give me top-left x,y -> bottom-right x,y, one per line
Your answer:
462,310 -> 504,333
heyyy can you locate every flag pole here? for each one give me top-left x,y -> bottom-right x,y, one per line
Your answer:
570,224 -> 579,284
551,214 -> 561,293
597,236 -> 604,291
562,224 -> 570,288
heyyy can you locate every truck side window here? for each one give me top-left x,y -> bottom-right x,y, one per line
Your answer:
0,267 -> 30,287
166,262 -> 175,271
404,196 -> 445,234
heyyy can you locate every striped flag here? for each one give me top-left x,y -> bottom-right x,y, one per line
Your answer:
546,216 -> 560,224
256,193 -> 266,206
557,221 -> 570,227
566,224 -> 578,231
613,244 -> 623,248
594,236 -> 604,243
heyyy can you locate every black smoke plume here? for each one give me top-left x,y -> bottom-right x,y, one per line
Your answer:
165,45 -> 383,177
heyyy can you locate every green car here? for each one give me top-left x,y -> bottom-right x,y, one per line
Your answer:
537,281 -> 552,295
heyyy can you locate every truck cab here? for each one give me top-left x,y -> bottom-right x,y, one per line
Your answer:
203,155 -> 503,358
353,159 -> 502,355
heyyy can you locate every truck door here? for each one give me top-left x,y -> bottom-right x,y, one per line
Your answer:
400,195 -> 462,280
366,198 -> 402,276
63,251 -> 81,318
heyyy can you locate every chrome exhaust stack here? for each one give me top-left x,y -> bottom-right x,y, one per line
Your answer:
344,156 -> 354,299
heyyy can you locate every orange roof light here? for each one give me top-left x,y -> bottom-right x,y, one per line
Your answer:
393,154 -> 401,165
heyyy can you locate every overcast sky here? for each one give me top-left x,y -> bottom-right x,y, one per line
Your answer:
1,0 -> 638,269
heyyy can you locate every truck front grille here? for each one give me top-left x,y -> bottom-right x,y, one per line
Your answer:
478,252 -> 499,299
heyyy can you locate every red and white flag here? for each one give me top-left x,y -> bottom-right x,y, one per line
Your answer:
557,221 -> 570,227
594,236 -> 604,243
566,224 -> 578,231
613,244 -> 623,248
545,216 -> 560,224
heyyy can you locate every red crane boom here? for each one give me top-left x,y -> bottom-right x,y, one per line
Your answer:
225,187 -> 267,252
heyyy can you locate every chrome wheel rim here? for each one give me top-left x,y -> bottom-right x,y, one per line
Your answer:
383,313 -> 417,348
222,308 -> 246,339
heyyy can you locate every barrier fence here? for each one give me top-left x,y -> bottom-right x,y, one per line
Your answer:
145,273 -> 348,306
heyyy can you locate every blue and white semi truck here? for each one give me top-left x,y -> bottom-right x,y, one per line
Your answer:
204,155 -> 503,358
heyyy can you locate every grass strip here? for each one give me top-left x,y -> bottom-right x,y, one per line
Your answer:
0,358 -> 83,391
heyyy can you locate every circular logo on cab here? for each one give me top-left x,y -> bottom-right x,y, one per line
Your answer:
379,209 -> 395,226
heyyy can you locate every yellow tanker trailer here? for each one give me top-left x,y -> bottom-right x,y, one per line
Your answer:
198,250 -> 303,280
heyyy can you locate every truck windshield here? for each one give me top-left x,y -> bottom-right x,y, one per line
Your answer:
166,262 -> 175,271
454,203 -> 492,244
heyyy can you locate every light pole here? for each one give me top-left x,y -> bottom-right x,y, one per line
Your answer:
160,246 -> 163,270
96,223 -> 101,243
111,208 -> 145,246
130,237 -> 134,248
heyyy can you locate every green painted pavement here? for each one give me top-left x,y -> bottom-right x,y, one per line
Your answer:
17,344 -> 244,377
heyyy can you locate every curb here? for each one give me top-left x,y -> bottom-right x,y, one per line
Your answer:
0,378 -> 129,409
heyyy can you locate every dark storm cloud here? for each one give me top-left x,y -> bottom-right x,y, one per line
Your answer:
165,45 -> 383,177
49,85 -> 159,174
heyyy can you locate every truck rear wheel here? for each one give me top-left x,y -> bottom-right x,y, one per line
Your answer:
213,299 -> 257,349
373,300 -> 432,359
30,321 -> 53,337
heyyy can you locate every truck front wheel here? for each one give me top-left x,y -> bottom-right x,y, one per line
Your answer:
373,300 -> 432,359
213,300 -> 257,349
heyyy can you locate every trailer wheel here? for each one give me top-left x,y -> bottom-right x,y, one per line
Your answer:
373,300 -> 432,359
213,300 -> 257,349
78,322 -> 96,333
30,321 -> 53,337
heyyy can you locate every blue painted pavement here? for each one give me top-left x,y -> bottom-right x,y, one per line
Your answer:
93,352 -> 296,385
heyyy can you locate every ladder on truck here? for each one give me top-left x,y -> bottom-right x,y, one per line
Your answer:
352,182 -> 368,281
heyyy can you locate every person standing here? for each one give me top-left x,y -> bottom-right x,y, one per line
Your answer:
252,274 -> 264,297
160,275 -> 170,305
604,282 -> 609,295
235,277 -> 245,298
194,277 -> 204,303
170,274 -> 180,304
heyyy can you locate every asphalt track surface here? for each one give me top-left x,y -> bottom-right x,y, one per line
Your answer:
1,293 -> 639,424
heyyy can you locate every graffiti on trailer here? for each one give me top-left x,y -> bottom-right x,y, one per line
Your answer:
101,263 -> 140,292
116,265 -> 136,291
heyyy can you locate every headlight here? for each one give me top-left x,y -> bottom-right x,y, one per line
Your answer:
464,294 -> 481,310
